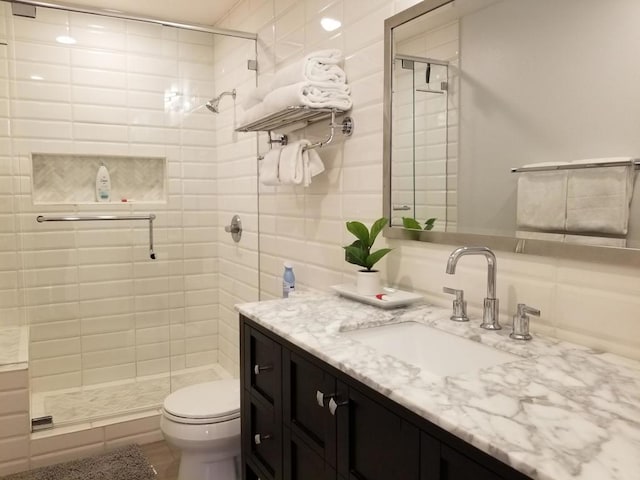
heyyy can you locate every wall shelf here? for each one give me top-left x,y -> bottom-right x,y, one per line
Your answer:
236,106 -> 353,153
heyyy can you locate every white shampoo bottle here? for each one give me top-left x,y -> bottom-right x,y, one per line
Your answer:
95,164 -> 111,202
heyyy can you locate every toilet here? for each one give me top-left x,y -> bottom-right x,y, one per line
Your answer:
160,379 -> 241,480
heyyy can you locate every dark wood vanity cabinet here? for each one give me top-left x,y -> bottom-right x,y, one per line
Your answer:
240,315 -> 530,480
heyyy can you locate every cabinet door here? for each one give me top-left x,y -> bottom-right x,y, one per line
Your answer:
244,394 -> 283,480
440,445 -> 504,480
283,427 -> 337,480
243,324 -> 282,407
336,382 -> 420,480
283,350 -> 337,466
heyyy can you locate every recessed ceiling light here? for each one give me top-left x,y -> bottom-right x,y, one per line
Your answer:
56,35 -> 76,45
320,17 -> 341,32
30,75 -> 44,81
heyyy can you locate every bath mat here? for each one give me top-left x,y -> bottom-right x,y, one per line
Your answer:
0,444 -> 156,480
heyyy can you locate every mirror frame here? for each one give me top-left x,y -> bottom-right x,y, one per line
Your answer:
382,0 -> 640,268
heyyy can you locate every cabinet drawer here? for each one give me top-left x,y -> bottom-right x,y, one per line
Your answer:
244,324 -> 282,406
337,383 -> 419,480
244,394 -> 283,480
283,350 -> 337,466
440,445 -> 505,480
283,428 -> 336,480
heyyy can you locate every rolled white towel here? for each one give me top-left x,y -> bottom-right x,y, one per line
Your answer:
259,148 -> 281,186
263,81 -> 352,113
240,85 -> 271,111
238,102 -> 266,126
271,49 -> 346,90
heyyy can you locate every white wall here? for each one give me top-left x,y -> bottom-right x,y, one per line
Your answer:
215,0 -> 640,374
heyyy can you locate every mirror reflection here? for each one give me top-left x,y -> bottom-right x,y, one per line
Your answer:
389,0 -> 640,248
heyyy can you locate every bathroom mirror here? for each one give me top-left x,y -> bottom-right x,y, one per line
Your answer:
383,0 -> 640,263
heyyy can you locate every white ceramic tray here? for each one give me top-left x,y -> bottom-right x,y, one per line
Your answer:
330,283 -> 423,309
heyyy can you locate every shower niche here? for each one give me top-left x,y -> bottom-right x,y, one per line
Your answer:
31,153 -> 167,204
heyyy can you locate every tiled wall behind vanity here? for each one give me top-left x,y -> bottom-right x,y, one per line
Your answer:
216,0 -> 640,371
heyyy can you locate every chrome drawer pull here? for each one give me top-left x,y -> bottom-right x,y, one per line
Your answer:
316,390 -> 337,407
254,433 -> 272,445
253,364 -> 273,375
328,397 -> 348,416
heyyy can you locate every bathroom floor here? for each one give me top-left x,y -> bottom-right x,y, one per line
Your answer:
31,364 -> 231,426
140,440 -> 181,480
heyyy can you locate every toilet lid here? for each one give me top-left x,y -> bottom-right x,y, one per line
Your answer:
163,379 -> 240,423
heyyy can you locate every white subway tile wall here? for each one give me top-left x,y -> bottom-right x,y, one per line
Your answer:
0,367 -> 29,476
215,0 -> 640,374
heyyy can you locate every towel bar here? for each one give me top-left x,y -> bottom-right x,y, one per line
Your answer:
36,214 -> 157,260
238,106 -> 353,159
511,159 -> 640,173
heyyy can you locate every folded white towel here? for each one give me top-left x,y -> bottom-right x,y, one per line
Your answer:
279,140 -> 325,187
270,49 -> 346,90
516,230 -> 564,242
259,148 -> 281,186
516,162 -> 569,230
263,81 -> 352,113
564,234 -> 627,248
565,157 -> 635,235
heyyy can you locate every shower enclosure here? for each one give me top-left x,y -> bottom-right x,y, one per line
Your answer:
0,1 -> 258,428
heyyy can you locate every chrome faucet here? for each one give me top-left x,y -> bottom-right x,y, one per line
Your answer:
445,246 -> 501,330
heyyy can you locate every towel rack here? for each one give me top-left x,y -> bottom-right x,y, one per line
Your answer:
36,214 -> 157,260
511,159 -> 640,173
236,106 -> 353,155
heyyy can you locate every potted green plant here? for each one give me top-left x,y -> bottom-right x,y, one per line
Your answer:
343,217 -> 392,295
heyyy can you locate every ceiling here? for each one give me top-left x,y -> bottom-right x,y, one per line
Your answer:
54,0 -> 242,26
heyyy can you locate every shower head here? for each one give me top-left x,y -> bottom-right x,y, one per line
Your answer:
206,89 -> 237,113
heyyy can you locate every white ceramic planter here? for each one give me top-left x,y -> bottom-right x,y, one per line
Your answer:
356,270 -> 381,296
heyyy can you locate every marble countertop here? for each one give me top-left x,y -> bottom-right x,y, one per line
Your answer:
236,293 -> 640,480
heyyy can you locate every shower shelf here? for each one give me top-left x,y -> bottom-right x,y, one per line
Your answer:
235,106 -> 353,151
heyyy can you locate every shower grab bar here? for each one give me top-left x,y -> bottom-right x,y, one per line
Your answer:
36,214 -> 157,260
511,159 -> 640,173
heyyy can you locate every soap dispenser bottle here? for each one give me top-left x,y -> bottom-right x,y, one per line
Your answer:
282,262 -> 295,298
95,164 -> 111,202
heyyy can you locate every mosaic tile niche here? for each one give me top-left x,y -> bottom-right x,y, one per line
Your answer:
32,154 -> 167,204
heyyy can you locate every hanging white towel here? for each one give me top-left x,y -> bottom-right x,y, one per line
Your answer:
564,234 -> 627,248
565,157 -> 636,235
279,140 -> 325,187
516,162 -> 569,230
516,230 -> 564,242
259,148 -> 282,186
270,49 -> 346,90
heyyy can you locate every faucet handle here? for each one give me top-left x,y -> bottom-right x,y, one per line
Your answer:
443,287 -> 469,322
510,303 -> 540,341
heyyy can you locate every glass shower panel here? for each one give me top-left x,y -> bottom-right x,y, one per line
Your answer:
390,57 -> 416,225
4,4 -> 172,426
4,0 -> 257,428
413,61 -> 448,228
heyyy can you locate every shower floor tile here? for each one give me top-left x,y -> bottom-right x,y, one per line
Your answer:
31,364 -> 232,426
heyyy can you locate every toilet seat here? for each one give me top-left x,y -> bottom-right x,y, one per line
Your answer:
163,379 -> 240,425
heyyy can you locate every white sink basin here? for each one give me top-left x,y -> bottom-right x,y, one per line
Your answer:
342,321 -> 520,377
